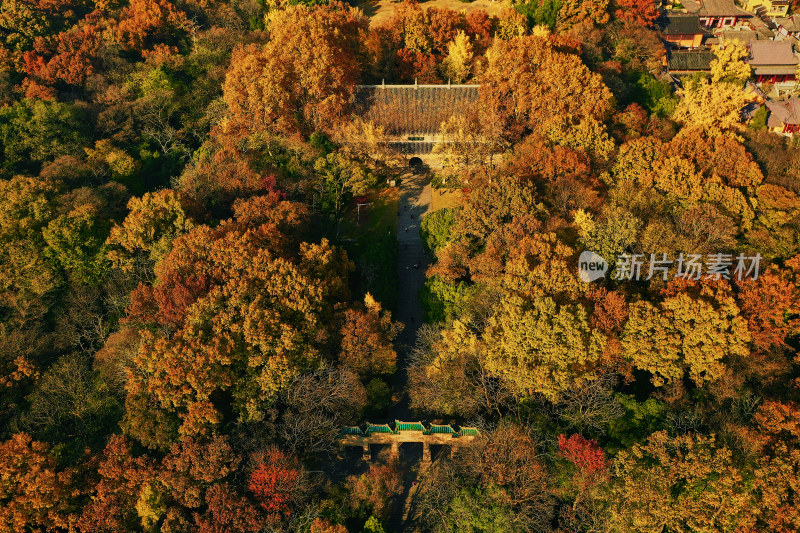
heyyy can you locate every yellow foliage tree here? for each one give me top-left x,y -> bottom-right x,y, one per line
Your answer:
557,0 -> 610,32
484,295 -> 606,400
610,431 -> 756,533
544,115 -> 616,162
106,190 -> 194,271
710,42 -> 752,83
621,284 -> 751,386
441,31 -> 473,84
651,156 -> 704,203
495,8 -> 528,40
672,79 -> 747,137
481,35 -> 614,141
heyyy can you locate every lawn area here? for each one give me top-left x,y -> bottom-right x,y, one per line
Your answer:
339,186 -> 398,238
355,0 -> 506,27
339,187 -> 400,310
432,187 -> 462,211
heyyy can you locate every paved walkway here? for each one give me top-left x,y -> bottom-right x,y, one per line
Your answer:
386,168 -> 432,532
389,170 -> 432,419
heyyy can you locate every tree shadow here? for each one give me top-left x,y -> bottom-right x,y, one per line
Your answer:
355,0 -> 380,18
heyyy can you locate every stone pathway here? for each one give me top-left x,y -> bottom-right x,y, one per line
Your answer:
386,168 -> 432,532
389,169 -> 431,419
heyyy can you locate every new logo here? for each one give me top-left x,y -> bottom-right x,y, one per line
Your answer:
578,251 -> 608,282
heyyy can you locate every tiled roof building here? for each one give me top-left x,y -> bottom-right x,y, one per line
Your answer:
352,83 -> 480,153
353,84 -> 479,137
661,14 -> 707,48
748,41 -> 799,83
766,96 -> 800,134
681,0 -> 753,28
667,49 -> 717,72
775,15 -> 800,38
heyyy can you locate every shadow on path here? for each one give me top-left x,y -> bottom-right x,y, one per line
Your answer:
388,170 -> 431,420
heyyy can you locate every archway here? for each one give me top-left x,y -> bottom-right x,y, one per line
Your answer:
409,156 -> 423,169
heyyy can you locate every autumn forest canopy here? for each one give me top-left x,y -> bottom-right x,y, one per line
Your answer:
1,0 -> 800,531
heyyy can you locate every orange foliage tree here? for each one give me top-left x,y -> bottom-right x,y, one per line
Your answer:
123,194 -> 353,439
22,18 -> 104,93
340,294 -> 403,379
0,433 -> 81,532
480,35 -> 614,142
736,264 -> 799,353
223,3 -> 365,137
747,400 -> 800,532
78,435 -> 155,532
115,0 -> 189,52
613,0 -> 660,27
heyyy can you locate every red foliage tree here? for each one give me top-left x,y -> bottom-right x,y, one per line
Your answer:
248,449 -> 301,520
558,433 -> 610,489
23,20 -> 103,90
195,483 -> 262,533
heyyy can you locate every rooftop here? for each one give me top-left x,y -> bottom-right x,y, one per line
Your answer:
717,29 -> 761,43
775,15 -> 800,32
661,13 -> 706,35
667,49 -> 716,70
353,84 -> 480,136
683,0 -> 752,17
766,96 -> 800,126
749,40 -> 798,65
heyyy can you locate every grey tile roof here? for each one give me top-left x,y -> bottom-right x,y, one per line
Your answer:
661,14 -> 706,35
353,85 -> 480,136
667,49 -> 716,71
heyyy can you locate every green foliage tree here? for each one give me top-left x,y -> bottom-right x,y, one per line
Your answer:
606,394 -> 667,448
313,153 -> 377,238
420,275 -> 474,324
630,72 -> 679,117
19,353 -> 121,459
0,99 -> 89,177
43,204 -> 109,285
511,0 -> 563,30
420,208 -> 457,255
442,487 -> 517,533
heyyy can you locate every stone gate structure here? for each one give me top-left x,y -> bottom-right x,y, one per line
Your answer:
339,421 -> 481,467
